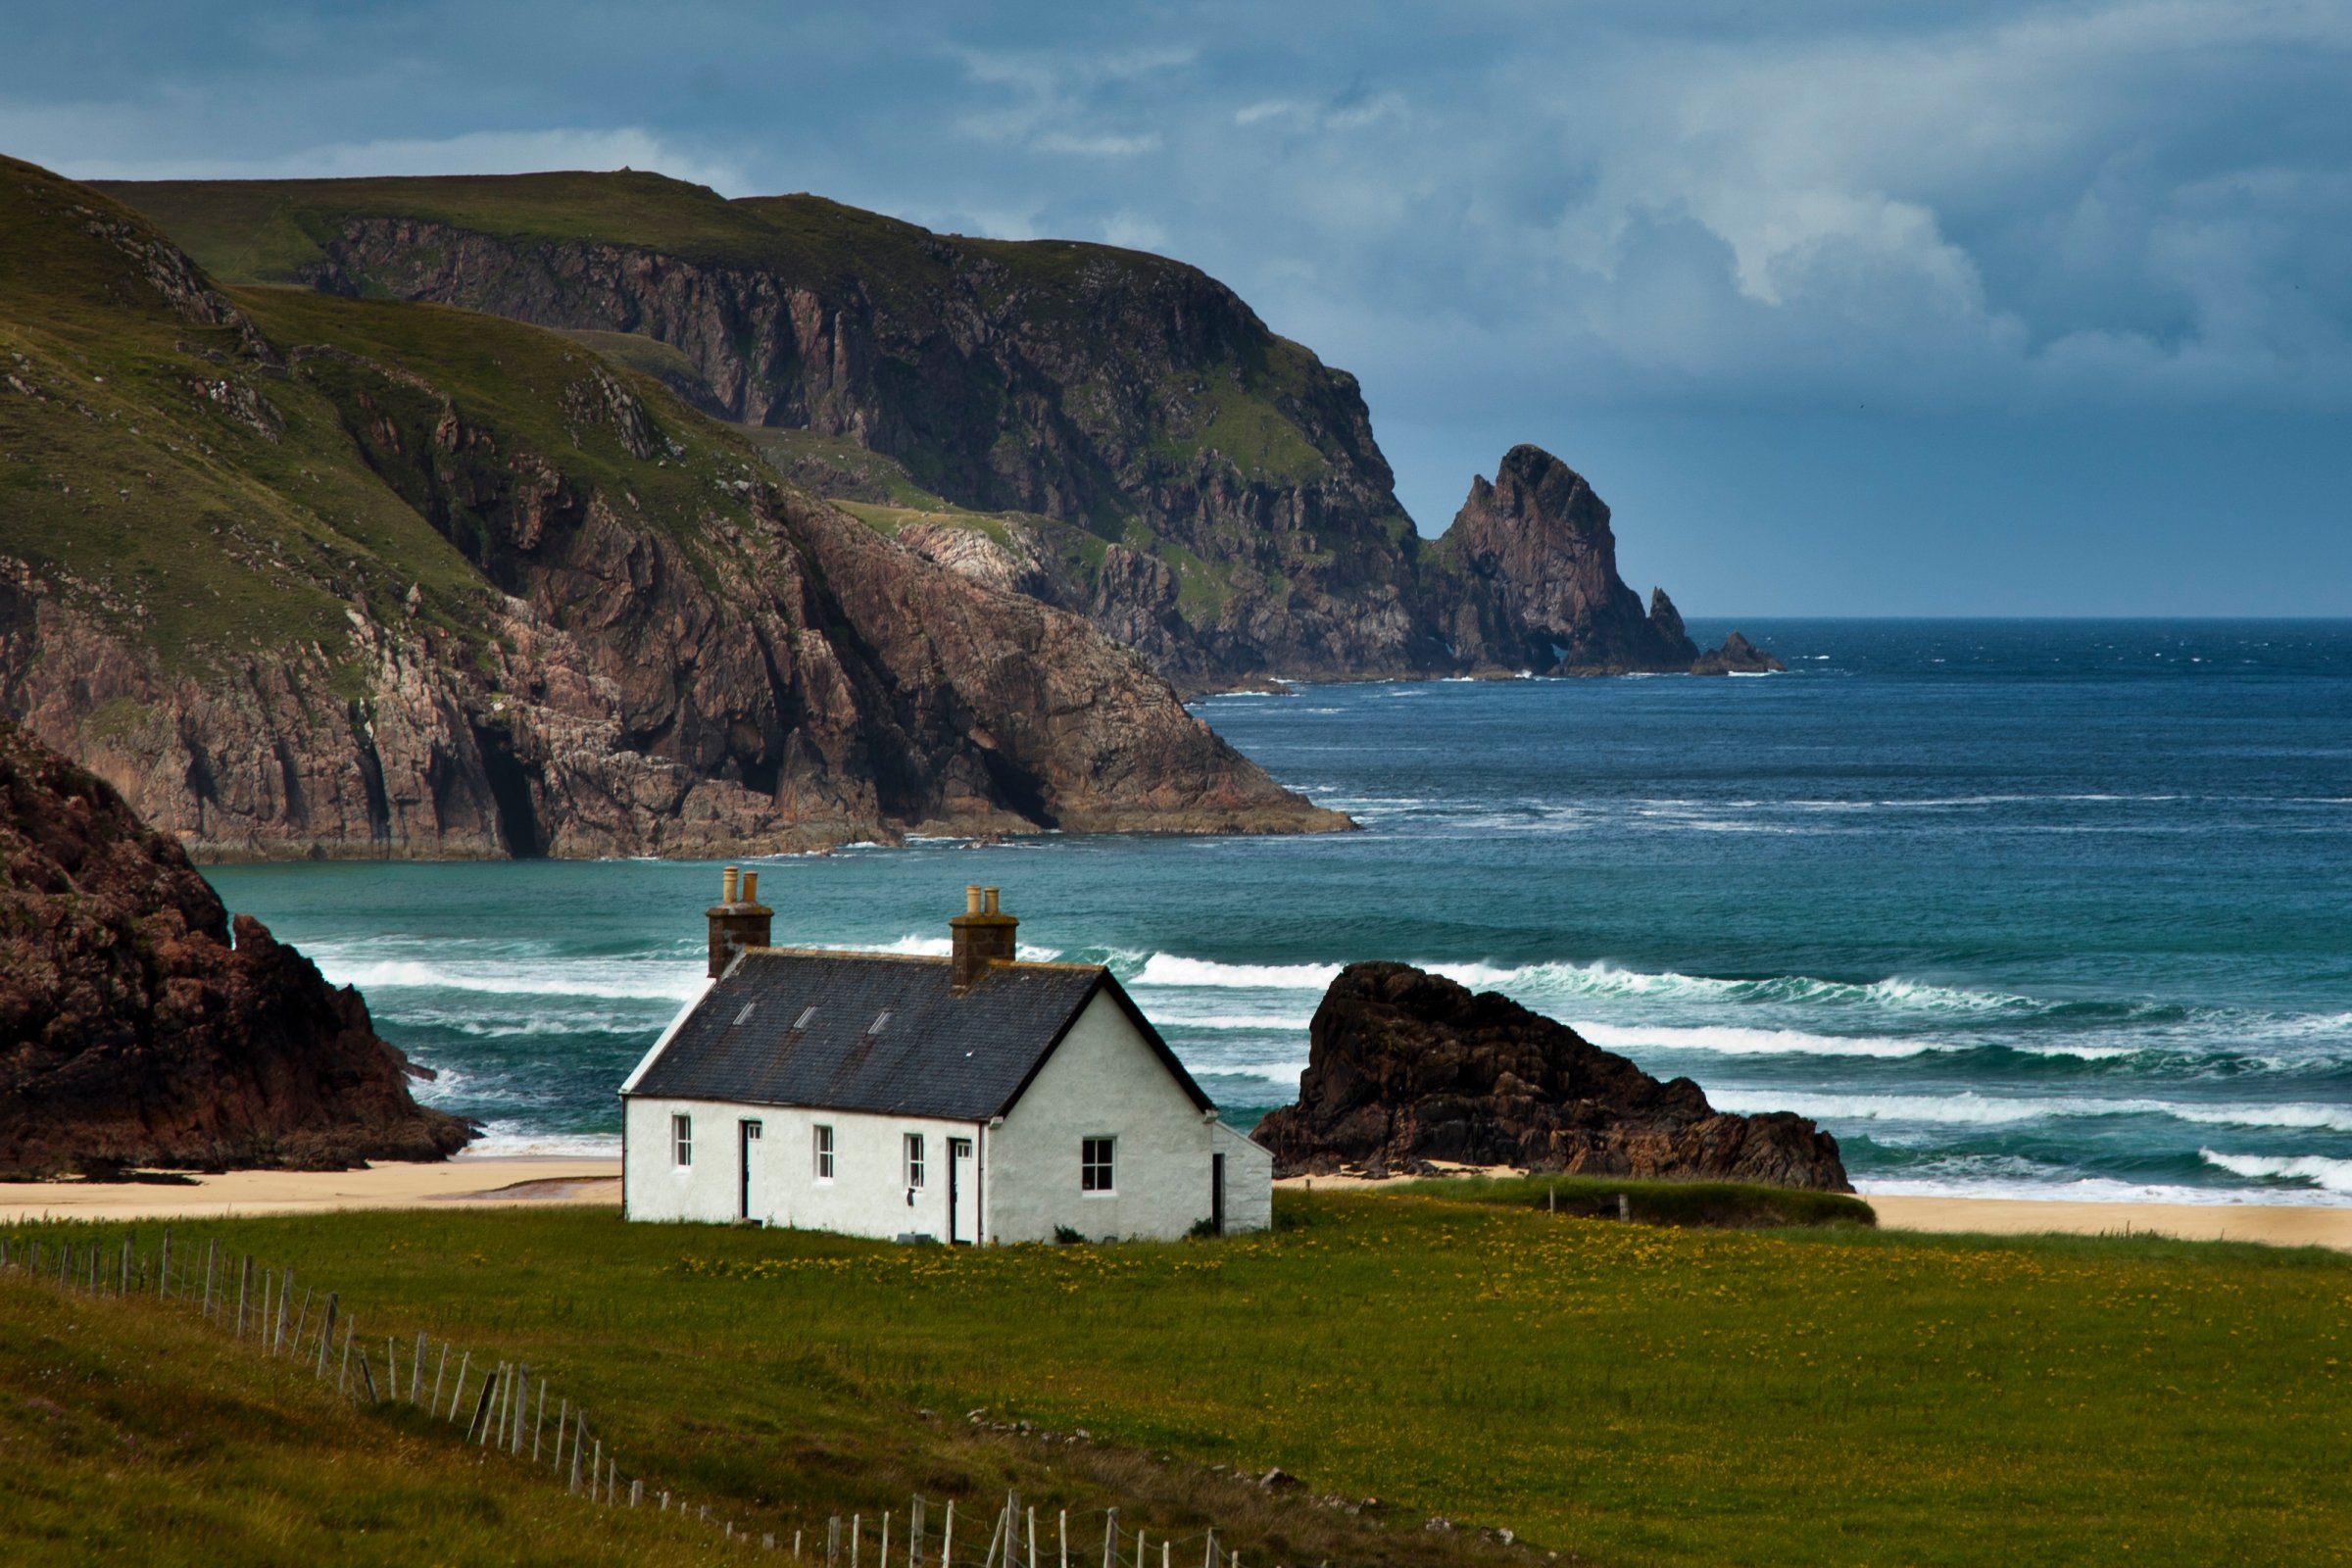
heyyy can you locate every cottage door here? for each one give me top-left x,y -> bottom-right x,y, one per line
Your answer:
948,1137 -> 976,1245
738,1120 -> 762,1221
1211,1152 -> 1227,1237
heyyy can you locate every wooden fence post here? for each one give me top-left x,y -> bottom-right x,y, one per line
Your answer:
881,1511 -> 892,1568
431,1343 -> 448,1414
234,1254 -> 248,1336
158,1227 -> 171,1298
1102,1510 -> 1116,1568
854,1513 -> 863,1568
911,1496 -> 927,1568
412,1332 -> 426,1403
316,1293 -> 337,1379
554,1397 -> 568,1472
568,1413 -> 584,1494
1028,1507 -> 1038,1568
339,1315 -> 355,1393
1059,1508 -> 1067,1568
359,1346 -> 380,1403
828,1515 -> 842,1568
203,1239 -> 217,1319
125,1239 -> 137,1299
533,1383 -> 547,1462
942,1502 -> 955,1568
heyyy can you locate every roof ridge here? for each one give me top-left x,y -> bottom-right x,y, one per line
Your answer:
740,947 -> 1106,975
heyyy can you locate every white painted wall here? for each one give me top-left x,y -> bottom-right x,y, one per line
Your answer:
624,1095 -> 983,1243
1214,1121 -> 1275,1235
622,987 -> 1274,1243
986,992 -> 1268,1242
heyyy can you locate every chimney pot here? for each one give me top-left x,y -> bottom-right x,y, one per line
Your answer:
706,865 -> 772,978
949,887 -> 1017,994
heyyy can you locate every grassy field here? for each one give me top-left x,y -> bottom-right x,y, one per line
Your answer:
5,1182 -> 2344,1567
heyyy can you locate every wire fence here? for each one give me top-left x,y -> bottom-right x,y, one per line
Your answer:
0,1225 -> 1252,1564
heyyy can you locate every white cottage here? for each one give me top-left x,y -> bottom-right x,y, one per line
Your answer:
620,874 -> 1273,1243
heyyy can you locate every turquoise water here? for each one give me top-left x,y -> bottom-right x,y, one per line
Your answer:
205,619 -> 2352,1204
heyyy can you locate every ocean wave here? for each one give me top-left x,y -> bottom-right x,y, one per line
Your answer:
2198,1150 -> 2352,1195
459,1127 -> 624,1159
319,957 -> 707,1003
1152,1011 -> 1320,1032
1715,1091 -> 2352,1132
1576,1023 -> 1945,1060
1133,955 -> 1346,990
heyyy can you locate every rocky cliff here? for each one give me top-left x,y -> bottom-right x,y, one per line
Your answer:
0,157 -> 1345,859
1256,961 -> 1851,1191
105,172 -> 1780,687
0,720 -> 471,1173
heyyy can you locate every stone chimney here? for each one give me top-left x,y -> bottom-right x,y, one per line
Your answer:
949,885 -> 1017,994
706,864 -> 774,978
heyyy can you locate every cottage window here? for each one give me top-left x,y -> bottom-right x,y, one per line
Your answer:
672,1113 -> 693,1167
1081,1136 -> 1115,1194
905,1133 -> 926,1189
813,1123 -> 836,1181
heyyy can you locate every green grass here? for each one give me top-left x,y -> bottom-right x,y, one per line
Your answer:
0,1272 -> 732,1565
7,1188 -> 2345,1567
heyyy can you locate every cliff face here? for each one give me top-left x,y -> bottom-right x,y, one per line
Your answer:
1424,445 -> 1700,674
1256,961 -> 1851,1191
0,157 -> 1343,860
0,720 -> 471,1173
104,174 -> 1778,687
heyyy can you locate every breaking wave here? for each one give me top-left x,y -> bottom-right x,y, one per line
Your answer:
2198,1151 -> 2352,1195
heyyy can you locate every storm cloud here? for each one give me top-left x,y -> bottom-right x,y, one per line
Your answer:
6,0 -> 2346,611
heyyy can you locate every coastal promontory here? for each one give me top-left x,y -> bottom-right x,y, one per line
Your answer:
0,721 -> 471,1174
101,171 -> 1783,689
0,157 -> 1345,859
1257,960 -> 1851,1190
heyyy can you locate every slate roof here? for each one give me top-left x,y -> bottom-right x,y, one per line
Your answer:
625,950 -> 1214,1121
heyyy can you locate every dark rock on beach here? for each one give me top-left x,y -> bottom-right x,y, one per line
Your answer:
0,720 -> 473,1174
1257,960 -> 1851,1191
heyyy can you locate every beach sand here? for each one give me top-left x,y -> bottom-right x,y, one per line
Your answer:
0,1156 -> 622,1224
8,1161 -> 2346,1251
1864,1194 -> 2352,1250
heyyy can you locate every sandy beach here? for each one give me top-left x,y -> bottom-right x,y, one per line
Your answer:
7,1161 -> 2347,1250
0,1156 -> 622,1224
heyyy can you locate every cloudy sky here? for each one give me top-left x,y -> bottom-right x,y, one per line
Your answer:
8,1 -> 2348,613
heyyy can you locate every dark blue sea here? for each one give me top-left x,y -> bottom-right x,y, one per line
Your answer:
206,620 -> 2352,1205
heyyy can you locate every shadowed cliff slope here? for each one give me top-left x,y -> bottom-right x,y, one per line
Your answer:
105,171 -> 1777,686
0,720 -> 470,1172
0,157 -> 1345,858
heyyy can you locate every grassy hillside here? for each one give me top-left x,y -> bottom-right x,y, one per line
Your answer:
0,1271 -> 724,1565
7,1185 -> 2344,1567
0,155 -> 764,673
100,171 -> 1410,661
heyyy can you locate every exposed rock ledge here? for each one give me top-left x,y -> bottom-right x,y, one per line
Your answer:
0,721 -> 472,1174
1256,961 -> 1851,1191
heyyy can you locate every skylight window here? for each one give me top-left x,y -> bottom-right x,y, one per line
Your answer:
794,1005 -> 817,1029
867,1009 -> 893,1036
731,1004 -> 756,1027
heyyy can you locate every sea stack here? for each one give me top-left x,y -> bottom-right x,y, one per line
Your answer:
0,720 -> 473,1174
1257,960 -> 1850,1190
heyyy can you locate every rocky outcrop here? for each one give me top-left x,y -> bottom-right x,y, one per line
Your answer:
1421,446 -> 1781,676
105,175 -> 1782,688
1256,962 -> 1851,1191
0,721 -> 472,1173
1690,630 -> 1785,676
0,158 -> 1347,859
